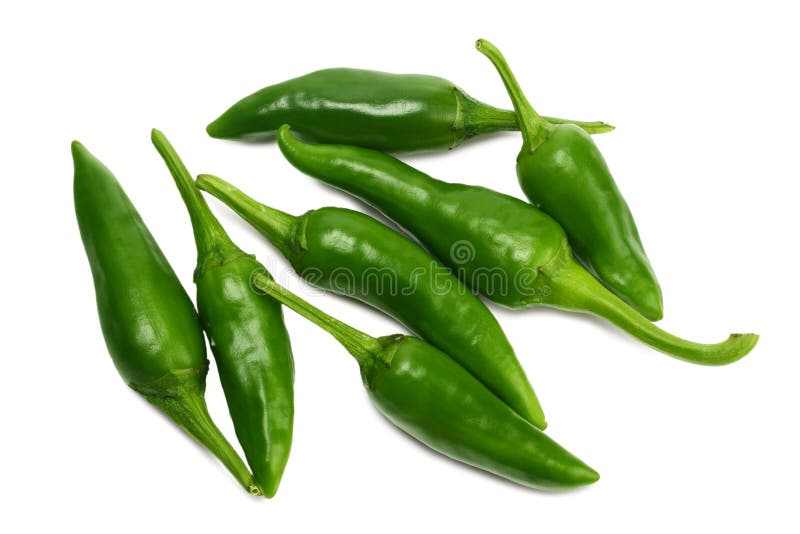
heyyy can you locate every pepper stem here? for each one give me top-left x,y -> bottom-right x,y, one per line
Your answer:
151,129 -> 235,258
251,273 -> 382,365
545,117 -> 615,134
463,100 -> 615,137
196,174 -> 299,260
475,38 -> 552,150
539,248 -> 759,365
132,369 -> 261,495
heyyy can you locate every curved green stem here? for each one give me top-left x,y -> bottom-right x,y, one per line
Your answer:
132,369 -> 261,495
196,174 -> 299,260
539,249 -> 758,365
544,117 -> 615,134
462,101 -> 614,138
151,129 -> 235,256
252,273 -> 381,365
476,38 -> 552,150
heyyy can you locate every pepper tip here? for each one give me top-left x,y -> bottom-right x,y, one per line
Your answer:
70,140 -> 86,158
585,466 -> 600,485
258,479 -> 279,499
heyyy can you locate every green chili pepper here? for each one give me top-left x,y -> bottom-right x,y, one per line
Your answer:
151,130 -> 294,498
72,141 -> 259,495
251,273 -> 599,490
476,39 -> 662,320
195,173 -> 547,429
276,126 -> 759,365
206,68 -> 614,152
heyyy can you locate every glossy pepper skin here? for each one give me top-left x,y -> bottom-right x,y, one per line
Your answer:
476,39 -> 663,320
206,68 -> 614,152
276,126 -> 759,365
152,131 -> 294,498
72,141 -> 259,495
252,274 -> 599,490
195,174 -> 547,429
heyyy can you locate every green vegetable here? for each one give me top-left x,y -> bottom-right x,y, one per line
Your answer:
72,141 -> 259,495
195,173 -> 547,429
251,274 -> 599,490
152,130 -> 294,498
477,39 -> 662,320
206,68 -> 613,152
276,126 -> 759,365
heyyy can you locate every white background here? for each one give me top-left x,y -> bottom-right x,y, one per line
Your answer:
2,1 -> 798,532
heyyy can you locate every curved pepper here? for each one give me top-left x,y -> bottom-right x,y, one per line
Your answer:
251,274 -> 599,490
152,131 -> 295,498
477,39 -> 663,320
206,68 -> 613,152
195,173 -> 547,429
276,126 -> 758,365
72,141 -> 259,494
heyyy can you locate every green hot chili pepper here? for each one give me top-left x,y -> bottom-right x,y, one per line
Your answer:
152,131 -> 294,498
206,68 -> 614,152
195,174 -> 547,429
276,126 -> 759,365
251,274 -> 599,490
477,39 -> 663,320
72,141 -> 259,495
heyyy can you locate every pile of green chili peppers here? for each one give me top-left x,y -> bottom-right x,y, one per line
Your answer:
74,39 -> 758,497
